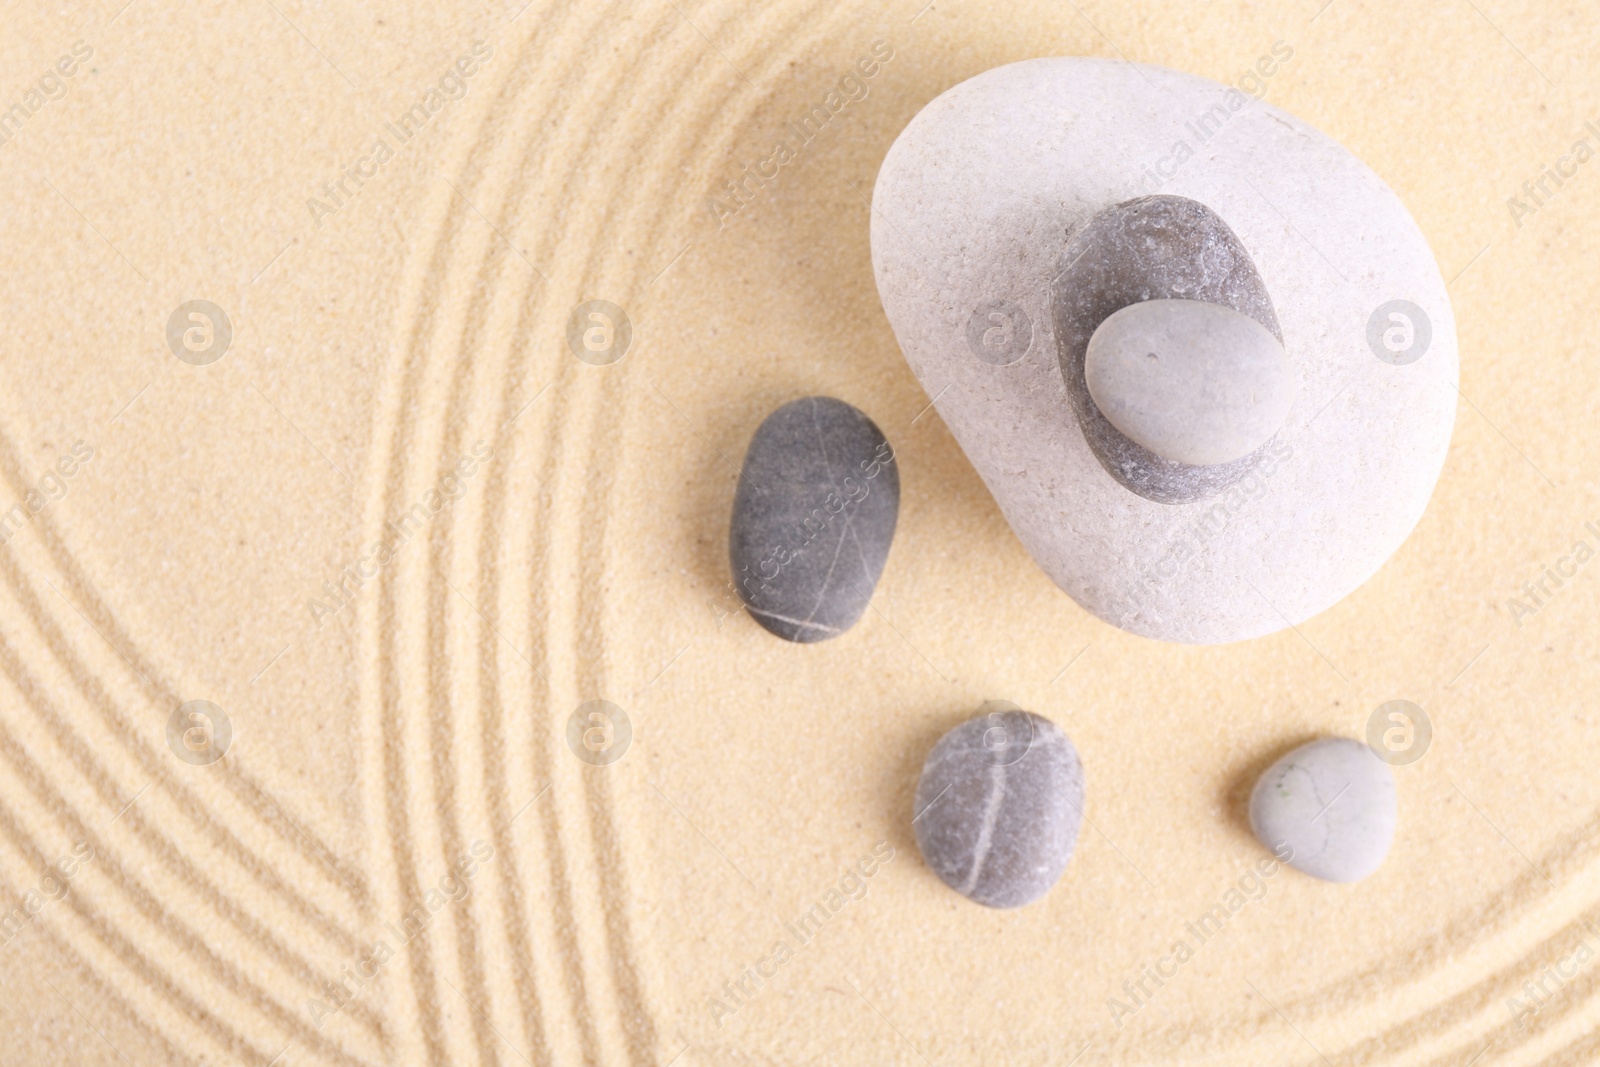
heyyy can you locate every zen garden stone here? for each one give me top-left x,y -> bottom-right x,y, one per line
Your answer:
870,57 -> 1459,643
1250,738 -> 1397,883
1085,297 -> 1293,468
1057,195 -> 1287,502
729,396 -> 898,642
913,707 -> 1084,908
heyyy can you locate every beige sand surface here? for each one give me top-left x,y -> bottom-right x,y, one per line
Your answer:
0,0 -> 1597,1063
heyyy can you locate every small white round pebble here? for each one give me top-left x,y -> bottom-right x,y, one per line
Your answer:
1085,299 -> 1293,467
1250,738 -> 1397,883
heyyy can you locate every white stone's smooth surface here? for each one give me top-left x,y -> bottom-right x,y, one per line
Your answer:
1250,738 -> 1397,883
869,58 -> 1458,644
1085,299 -> 1293,467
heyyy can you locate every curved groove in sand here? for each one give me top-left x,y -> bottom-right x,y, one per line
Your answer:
0,492 -> 383,1060
361,3 -> 647,1060
361,3 -> 857,1063
0,433 -> 370,917
1105,801 -> 1600,1065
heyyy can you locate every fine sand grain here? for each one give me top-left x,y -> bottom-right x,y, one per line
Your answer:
0,1 -> 1597,1064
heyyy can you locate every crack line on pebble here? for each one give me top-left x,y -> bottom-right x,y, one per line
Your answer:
960,761 -> 1008,895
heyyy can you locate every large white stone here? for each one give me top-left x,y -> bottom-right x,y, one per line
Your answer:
870,58 -> 1458,644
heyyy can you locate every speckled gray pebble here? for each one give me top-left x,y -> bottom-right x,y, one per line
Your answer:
729,396 -> 898,642
1053,194 -> 1284,504
1250,737 -> 1396,883
913,707 -> 1084,908
1085,299 -> 1293,467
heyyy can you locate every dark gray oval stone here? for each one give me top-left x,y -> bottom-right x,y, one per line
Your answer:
729,397 -> 899,642
1052,194 -> 1285,505
912,706 -> 1084,908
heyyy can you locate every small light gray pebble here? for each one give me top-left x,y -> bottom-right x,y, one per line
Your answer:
1250,737 -> 1396,883
1085,299 -> 1293,467
729,397 -> 898,642
913,706 -> 1084,908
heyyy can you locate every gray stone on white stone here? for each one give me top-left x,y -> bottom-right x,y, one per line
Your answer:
870,58 -> 1459,643
913,706 -> 1084,908
1059,195 -> 1285,502
1085,297 -> 1293,468
1250,737 -> 1396,883
729,396 -> 898,642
